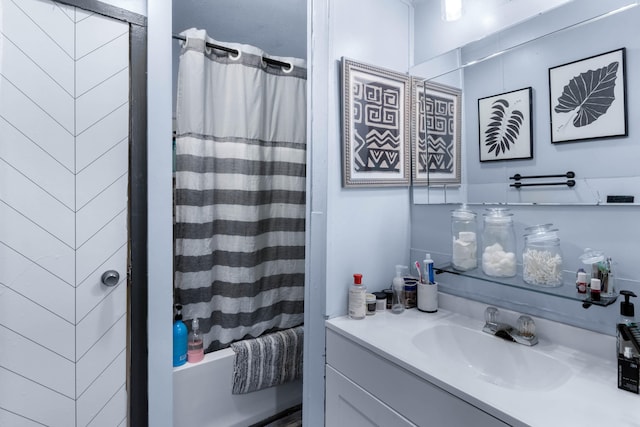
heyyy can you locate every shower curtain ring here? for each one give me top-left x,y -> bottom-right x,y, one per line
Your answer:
229,49 -> 241,60
281,61 -> 294,73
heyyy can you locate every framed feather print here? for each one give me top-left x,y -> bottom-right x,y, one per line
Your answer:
549,48 -> 627,143
478,87 -> 533,162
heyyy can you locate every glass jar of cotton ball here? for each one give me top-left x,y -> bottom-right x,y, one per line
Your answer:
522,224 -> 563,287
451,205 -> 477,271
481,208 -> 516,278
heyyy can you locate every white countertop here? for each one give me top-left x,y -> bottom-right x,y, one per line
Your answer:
326,293 -> 640,427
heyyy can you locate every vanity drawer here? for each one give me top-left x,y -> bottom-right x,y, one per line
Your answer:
326,329 -> 509,427
326,366 -> 417,427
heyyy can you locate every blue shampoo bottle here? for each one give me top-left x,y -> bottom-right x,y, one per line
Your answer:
173,304 -> 188,367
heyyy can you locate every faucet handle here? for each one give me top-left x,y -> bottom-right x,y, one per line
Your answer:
517,315 -> 536,339
484,306 -> 500,324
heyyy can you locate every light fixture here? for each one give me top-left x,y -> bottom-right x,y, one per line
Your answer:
441,0 -> 463,22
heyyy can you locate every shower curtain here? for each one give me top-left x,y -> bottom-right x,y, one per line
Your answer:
174,28 -> 306,352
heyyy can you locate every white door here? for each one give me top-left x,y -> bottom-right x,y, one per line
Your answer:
0,0 -> 130,425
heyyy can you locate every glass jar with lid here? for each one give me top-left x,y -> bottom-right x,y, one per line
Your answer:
522,224 -> 563,287
579,249 -> 613,296
481,208 -> 517,277
451,205 -> 477,271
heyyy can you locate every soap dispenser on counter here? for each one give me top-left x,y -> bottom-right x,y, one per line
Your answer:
391,265 -> 406,314
617,290 -> 639,394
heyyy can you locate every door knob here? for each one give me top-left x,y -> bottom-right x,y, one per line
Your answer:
101,270 -> 120,287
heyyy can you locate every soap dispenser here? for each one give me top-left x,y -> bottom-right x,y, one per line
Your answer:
173,304 -> 188,367
619,291 -> 637,325
617,290 -> 639,394
391,265 -> 406,314
188,318 -> 205,363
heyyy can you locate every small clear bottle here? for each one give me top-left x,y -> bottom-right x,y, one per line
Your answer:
481,208 -> 516,278
451,205 -> 478,271
391,265 -> 407,314
522,224 -> 563,287
348,274 -> 366,319
187,318 -> 204,363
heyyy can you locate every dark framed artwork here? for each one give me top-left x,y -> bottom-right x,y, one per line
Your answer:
341,58 -> 411,187
411,79 -> 462,185
478,87 -> 533,162
549,48 -> 627,143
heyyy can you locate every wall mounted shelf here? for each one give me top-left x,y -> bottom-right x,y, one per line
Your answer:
435,263 -> 617,308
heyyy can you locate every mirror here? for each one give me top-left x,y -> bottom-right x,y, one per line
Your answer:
410,0 -> 640,205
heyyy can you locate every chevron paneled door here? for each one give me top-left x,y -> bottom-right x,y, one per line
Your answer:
0,0 -> 130,425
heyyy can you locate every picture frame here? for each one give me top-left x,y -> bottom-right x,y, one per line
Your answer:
411,79 -> 462,185
549,48 -> 627,143
478,87 -> 533,162
341,58 -> 411,187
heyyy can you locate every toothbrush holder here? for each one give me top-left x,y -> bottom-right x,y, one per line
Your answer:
417,282 -> 438,313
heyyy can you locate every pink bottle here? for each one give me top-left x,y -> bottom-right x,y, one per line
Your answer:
187,318 -> 204,363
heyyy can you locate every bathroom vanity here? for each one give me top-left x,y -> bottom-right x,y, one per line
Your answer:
325,293 -> 639,426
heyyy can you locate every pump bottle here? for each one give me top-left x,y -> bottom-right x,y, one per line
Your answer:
618,290 -> 638,355
188,318 -> 205,363
617,290 -> 639,394
173,304 -> 188,367
392,265 -> 406,314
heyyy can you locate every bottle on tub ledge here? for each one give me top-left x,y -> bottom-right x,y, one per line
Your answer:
348,273 -> 366,319
188,318 -> 205,363
173,304 -> 188,367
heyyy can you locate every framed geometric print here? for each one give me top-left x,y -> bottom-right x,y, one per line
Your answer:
549,48 -> 627,143
411,79 -> 462,185
341,58 -> 411,187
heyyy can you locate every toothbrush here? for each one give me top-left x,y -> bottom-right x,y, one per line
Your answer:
415,261 -> 423,283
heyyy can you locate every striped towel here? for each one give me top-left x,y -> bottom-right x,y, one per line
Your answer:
230,326 -> 304,394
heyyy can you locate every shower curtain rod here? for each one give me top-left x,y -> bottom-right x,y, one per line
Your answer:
172,33 -> 292,69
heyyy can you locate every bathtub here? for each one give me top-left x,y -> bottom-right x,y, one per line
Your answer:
173,348 -> 302,427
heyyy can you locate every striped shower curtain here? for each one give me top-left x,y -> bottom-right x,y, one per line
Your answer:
174,29 -> 306,352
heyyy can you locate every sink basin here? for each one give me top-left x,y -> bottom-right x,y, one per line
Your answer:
411,324 -> 571,390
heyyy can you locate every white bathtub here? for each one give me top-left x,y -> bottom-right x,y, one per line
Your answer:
173,348 -> 302,427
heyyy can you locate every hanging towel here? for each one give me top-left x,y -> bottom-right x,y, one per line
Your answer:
230,326 -> 303,394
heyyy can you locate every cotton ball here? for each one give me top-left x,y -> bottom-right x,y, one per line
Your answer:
482,243 -> 516,277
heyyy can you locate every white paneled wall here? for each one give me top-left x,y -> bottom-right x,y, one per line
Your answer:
0,0 -> 129,425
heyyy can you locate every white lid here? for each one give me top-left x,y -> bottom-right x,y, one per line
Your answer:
577,271 -> 588,281
580,248 -> 605,264
452,206 -> 476,220
591,278 -> 601,291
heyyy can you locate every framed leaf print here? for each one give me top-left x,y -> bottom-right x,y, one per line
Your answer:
411,79 -> 462,185
341,58 -> 411,187
478,87 -> 533,162
549,48 -> 627,143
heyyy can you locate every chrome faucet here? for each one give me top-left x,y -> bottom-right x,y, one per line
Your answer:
482,306 -> 538,346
